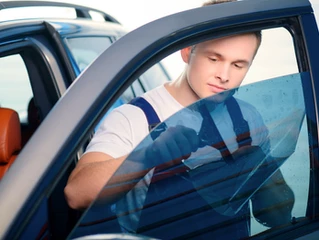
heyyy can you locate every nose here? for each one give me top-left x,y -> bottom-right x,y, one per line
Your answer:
215,63 -> 229,83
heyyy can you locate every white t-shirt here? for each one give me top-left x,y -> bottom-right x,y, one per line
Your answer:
84,84 -> 270,232
85,84 -> 183,157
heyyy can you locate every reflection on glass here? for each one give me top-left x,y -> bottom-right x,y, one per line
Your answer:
70,73 -> 308,239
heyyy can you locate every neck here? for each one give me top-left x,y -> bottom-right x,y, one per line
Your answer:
165,71 -> 200,107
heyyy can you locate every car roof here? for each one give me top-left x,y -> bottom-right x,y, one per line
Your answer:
48,18 -> 129,38
0,0 -> 315,239
0,0 -> 128,37
0,18 -> 128,37
0,0 -> 120,23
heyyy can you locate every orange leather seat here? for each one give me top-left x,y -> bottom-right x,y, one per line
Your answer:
0,108 -> 21,180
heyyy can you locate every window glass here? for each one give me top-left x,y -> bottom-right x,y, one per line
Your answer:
0,54 -> 33,123
243,28 -> 298,85
66,37 -> 113,72
139,63 -> 171,91
95,76 -> 168,131
66,36 -> 170,106
162,28 -> 298,85
120,81 -> 144,104
75,37 -> 172,132
238,74 -> 310,235
69,27 -> 312,239
70,73 -> 310,239
121,65 -> 171,104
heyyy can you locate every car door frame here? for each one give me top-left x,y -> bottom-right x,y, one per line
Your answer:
0,21 -> 76,117
1,0 -> 319,239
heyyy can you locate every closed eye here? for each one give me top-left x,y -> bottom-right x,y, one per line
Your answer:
233,60 -> 249,69
234,62 -> 249,69
234,63 -> 243,69
209,57 -> 217,62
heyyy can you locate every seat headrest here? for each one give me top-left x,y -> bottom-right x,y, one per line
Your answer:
28,98 -> 41,128
0,108 -> 21,164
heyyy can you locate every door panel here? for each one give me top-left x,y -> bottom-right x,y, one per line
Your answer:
1,1 -> 318,239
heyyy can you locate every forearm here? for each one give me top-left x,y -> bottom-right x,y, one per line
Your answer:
252,171 -> 294,227
65,150 -> 150,210
65,157 -> 123,210
65,125 -> 199,210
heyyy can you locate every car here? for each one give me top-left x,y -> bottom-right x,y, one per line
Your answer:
0,0 -> 171,238
0,0 -> 171,147
1,0 -> 319,239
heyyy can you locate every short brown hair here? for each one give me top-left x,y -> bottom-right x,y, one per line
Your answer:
202,0 -> 262,52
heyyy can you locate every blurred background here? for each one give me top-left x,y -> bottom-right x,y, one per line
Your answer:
0,0 -> 315,236
3,0 -> 318,80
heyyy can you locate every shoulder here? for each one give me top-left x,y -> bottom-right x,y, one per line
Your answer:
141,84 -> 183,121
85,103 -> 150,157
112,103 -> 147,118
104,85 -> 167,128
142,84 -> 167,102
102,103 -> 149,132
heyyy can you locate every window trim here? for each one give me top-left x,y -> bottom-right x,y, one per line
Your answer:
0,0 -> 316,238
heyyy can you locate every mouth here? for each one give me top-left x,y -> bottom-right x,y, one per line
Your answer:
207,83 -> 227,93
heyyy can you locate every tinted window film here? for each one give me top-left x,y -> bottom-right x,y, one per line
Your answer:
70,72 -> 311,239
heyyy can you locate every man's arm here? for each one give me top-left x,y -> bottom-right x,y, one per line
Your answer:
64,125 -> 200,210
251,169 -> 294,227
64,152 -> 124,210
64,151 -> 151,210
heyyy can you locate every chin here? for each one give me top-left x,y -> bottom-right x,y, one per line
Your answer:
205,90 -> 235,103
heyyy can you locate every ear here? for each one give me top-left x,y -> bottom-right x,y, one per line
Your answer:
181,46 -> 192,64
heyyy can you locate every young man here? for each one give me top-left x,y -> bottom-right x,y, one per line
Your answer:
65,0 -> 294,237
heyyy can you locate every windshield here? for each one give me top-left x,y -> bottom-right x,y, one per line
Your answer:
66,36 -> 170,103
69,72 -> 308,239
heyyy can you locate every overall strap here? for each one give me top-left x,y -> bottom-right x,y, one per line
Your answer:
199,103 -> 234,163
136,96 -> 252,237
198,96 -> 252,163
129,97 -> 167,140
129,96 -> 251,155
225,97 -> 252,148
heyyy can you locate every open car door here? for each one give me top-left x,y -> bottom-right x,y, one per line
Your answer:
1,0 -> 319,239
71,72 -> 307,239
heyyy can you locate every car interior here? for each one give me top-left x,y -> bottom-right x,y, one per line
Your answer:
0,107 -> 21,180
20,98 -> 41,147
2,0 -> 319,239
0,98 -> 42,180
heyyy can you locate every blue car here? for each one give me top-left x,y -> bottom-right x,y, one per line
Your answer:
1,0 -> 319,239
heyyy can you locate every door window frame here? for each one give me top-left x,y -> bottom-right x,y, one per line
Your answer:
1,1 -> 318,239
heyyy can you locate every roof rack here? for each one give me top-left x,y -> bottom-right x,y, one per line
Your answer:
0,1 -> 120,23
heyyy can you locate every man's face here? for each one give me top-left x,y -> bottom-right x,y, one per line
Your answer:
181,33 -> 258,102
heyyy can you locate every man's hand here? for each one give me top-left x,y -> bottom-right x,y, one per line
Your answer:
145,125 -> 200,170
